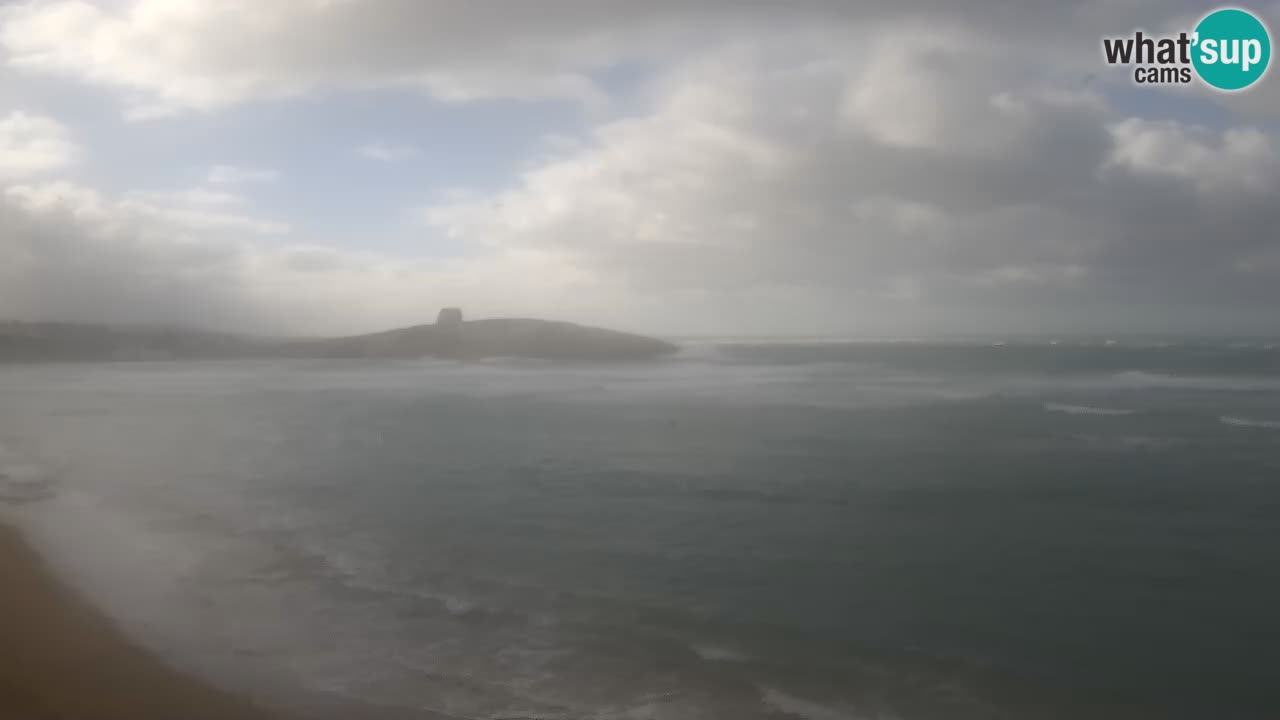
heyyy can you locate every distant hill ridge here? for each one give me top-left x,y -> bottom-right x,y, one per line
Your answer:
0,310 -> 677,363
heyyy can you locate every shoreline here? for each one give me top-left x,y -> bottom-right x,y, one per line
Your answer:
0,521 -> 281,720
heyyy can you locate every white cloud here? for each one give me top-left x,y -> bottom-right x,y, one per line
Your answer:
357,142 -> 418,163
0,110 -> 77,179
207,164 -> 279,184
0,0 -> 1185,117
2,1 -> 1279,335
6,180 -> 290,237
0,176 -> 608,334
0,0 -> 661,115
841,25 -> 999,151
416,35 -> 1280,334
119,188 -> 291,236
1106,119 -> 1278,195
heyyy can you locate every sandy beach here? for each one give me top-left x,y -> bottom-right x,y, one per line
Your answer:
0,523 -> 278,720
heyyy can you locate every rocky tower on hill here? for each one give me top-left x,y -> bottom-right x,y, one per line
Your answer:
436,307 -> 463,327
0,311 -> 679,363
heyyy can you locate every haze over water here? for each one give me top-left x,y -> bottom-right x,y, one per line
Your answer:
2,340 -> 1278,720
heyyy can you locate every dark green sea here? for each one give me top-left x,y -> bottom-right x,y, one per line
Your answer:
2,340 -> 1278,719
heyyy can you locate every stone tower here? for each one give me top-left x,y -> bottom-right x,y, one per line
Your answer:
436,307 -> 463,327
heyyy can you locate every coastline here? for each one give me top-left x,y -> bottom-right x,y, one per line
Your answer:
0,522 -> 279,720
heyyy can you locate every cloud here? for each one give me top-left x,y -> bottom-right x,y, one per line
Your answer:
357,141 -> 418,163
0,0 -> 1212,116
207,164 -> 279,184
2,2 -> 1279,336
419,34 -> 1280,335
0,0 -> 670,115
3,178 -> 292,237
1106,120 -> 1278,196
118,189 -> 291,236
0,180 -> 256,328
0,177 -> 599,334
0,110 -> 77,179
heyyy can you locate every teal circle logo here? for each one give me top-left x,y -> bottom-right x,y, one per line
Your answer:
1192,8 -> 1271,91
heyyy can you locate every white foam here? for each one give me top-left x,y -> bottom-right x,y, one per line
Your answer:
1044,403 -> 1134,416
413,589 -> 477,615
1220,416 -> 1280,430
0,444 -> 55,504
761,688 -> 870,720
690,643 -> 752,662
1106,371 -> 1280,392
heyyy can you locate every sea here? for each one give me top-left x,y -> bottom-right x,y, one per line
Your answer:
1,339 -> 1278,720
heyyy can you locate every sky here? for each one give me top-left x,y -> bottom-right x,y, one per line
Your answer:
1,0 -> 1279,338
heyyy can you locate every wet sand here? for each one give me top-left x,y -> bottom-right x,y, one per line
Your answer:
0,523 -> 278,720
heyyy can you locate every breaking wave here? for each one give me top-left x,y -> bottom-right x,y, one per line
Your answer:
1044,403 -> 1134,416
690,643 -> 752,662
0,444 -> 55,504
1220,416 -> 1280,430
1106,371 -> 1280,392
761,688 -> 867,720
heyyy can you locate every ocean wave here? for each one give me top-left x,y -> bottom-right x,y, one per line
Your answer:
762,688 -> 867,720
1044,403 -> 1134,416
0,446 -> 56,504
1220,416 -> 1280,430
410,589 -> 478,616
1107,371 -> 1280,392
690,643 -> 752,662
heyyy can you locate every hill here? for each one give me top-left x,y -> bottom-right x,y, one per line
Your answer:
0,313 -> 677,363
